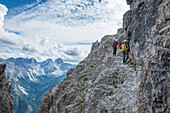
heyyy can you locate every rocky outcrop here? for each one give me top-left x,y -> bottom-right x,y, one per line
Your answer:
0,63 -> 14,113
39,35 -> 139,113
39,0 -> 169,113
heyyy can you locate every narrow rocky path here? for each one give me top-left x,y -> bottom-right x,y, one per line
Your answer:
93,48 -> 139,113
80,39 -> 140,112
111,55 -> 139,112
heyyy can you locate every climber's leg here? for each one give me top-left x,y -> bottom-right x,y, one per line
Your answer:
123,51 -> 126,64
125,51 -> 129,63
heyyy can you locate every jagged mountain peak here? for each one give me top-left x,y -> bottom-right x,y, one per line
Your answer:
55,58 -> 64,64
41,58 -> 53,64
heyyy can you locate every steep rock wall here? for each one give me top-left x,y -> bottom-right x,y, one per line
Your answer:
123,0 -> 170,112
0,63 -> 14,113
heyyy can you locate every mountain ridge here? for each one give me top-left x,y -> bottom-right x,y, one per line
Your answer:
39,34 -> 139,113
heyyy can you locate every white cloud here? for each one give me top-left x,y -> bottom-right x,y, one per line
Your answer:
0,0 -> 129,63
4,0 -> 129,41
0,4 -> 7,32
64,47 -> 81,56
0,4 -> 25,57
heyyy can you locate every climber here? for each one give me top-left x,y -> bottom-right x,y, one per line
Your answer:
112,39 -> 119,55
122,40 -> 129,65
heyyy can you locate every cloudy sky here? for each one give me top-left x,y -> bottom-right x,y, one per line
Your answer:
0,0 -> 129,63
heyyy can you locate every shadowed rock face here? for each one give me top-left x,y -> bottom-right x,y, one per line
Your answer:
0,63 -> 14,113
39,0 -> 169,113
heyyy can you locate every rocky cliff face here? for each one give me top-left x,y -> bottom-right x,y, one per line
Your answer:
124,0 -> 170,112
39,0 -> 170,113
0,63 -> 14,113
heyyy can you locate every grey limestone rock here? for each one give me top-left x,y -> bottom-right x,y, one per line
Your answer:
123,0 -> 170,112
0,63 -> 14,113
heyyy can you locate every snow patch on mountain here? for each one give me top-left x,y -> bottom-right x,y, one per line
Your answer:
18,85 -> 28,96
27,71 -> 39,82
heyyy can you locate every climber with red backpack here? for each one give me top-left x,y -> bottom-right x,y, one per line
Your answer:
112,39 -> 119,56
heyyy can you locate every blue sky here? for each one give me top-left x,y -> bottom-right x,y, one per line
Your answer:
0,0 -> 129,63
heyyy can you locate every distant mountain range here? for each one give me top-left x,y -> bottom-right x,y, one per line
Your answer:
0,57 -> 76,113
